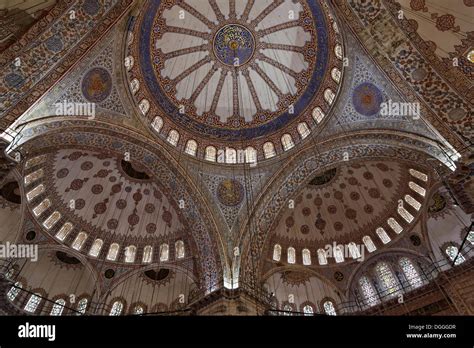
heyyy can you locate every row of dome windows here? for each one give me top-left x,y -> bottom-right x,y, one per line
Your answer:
280,299 -> 338,316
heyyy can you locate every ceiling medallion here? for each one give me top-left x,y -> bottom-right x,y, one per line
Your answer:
213,24 -> 255,67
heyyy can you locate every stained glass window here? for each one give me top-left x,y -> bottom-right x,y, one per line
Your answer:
281,134 -> 295,151
160,243 -> 169,262
324,89 -> 335,105
398,206 -> 414,223
399,257 -> 422,289
359,276 -> 378,306
205,146 -> 217,162
297,122 -> 311,139
106,243 -> 120,261
7,282 -> 22,301
409,181 -> 426,197
43,211 -> 61,230
263,142 -> 276,159
376,227 -> 391,244
273,244 -> 281,261
185,140 -> 198,156
33,198 -> 51,217
363,236 -> 377,252
25,293 -> 42,313
151,116 -> 163,132
317,249 -> 327,265
143,246 -> 153,263
124,245 -> 136,263
76,298 -> 88,315
89,239 -> 103,257
388,218 -> 403,234
287,247 -> 296,264
175,240 -> 185,259
335,45 -> 343,59
134,305 -> 144,315
312,107 -> 325,123
331,67 -> 341,83
302,249 -> 311,265
404,194 -> 421,211
26,184 -> 45,201
72,232 -> 88,251
303,305 -> 314,316
466,231 -> 474,245
323,300 -> 337,316
245,147 -> 257,164
334,245 -> 344,263
348,242 -> 361,259
110,301 -> 123,316
167,130 -> 180,146
226,148 -> 237,164
409,169 -> 428,182
50,299 -> 66,316
446,245 -> 465,265
55,222 -> 73,241
376,262 -> 400,298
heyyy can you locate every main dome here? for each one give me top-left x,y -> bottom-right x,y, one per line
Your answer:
127,0 -> 343,162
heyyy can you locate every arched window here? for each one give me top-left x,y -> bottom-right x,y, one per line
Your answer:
397,206 -> 414,223
287,247 -> 296,264
205,146 -> 217,162
125,245 -> 136,263
124,56 -> 134,71
467,231 -> 474,245
7,282 -> 22,301
297,122 -> 311,139
404,194 -> 421,211
25,293 -> 42,313
263,142 -> 276,159
139,99 -> 150,115
409,169 -> 428,182
376,262 -> 400,297
50,299 -> 66,316
72,232 -> 88,251
282,304 -> 293,316
399,257 -> 422,289
445,245 -> 465,265
110,301 -> 123,316
273,244 -> 281,261
363,236 -> 376,252
323,300 -> 337,316
335,44 -> 343,59
387,217 -> 403,234
130,78 -> 140,94
24,168 -> 44,185
348,242 -> 361,259
160,243 -> 169,262
33,198 -> 50,217
151,116 -> 163,133
26,184 -> 44,201
55,222 -> 73,241
142,245 -> 153,263
334,245 -> 344,263
134,305 -> 144,315
324,89 -> 335,105
225,148 -> 237,164
76,298 -> 88,315
302,248 -> 311,265
317,248 -> 328,265
281,134 -> 294,151
185,140 -> 198,156
359,276 -> 378,306
312,107 -> 325,123
106,243 -> 120,261
43,211 -> 61,230
303,305 -> 314,316
89,239 -> 103,257
245,147 -> 257,164
167,130 -> 180,146
376,227 -> 391,244
331,67 -> 341,83
175,240 -> 185,259
409,181 -> 426,197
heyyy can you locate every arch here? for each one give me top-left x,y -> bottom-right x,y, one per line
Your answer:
263,142 -> 276,159
185,140 -> 198,156
167,130 -> 180,146
297,122 -> 311,139
281,134 -> 294,151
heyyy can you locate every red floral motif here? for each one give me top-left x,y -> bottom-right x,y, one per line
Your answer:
435,14 -> 456,32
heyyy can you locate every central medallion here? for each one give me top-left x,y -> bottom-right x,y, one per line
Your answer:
213,24 -> 255,67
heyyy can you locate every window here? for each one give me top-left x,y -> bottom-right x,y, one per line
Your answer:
303,305 -> 314,316
363,236 -> 376,252
205,146 -> 217,162
359,276 -> 378,306
404,194 -> 421,211
335,44 -> 343,59
185,140 -> 198,156
89,239 -> 103,257
76,298 -> 88,315
312,107 -> 325,123
287,247 -> 296,264
467,231 -> 474,245
167,130 -> 180,146
282,304 -> 293,316
134,305 -> 144,315
302,249 -> 311,265
125,245 -> 136,263
399,257 -> 422,289
281,134 -> 294,151
376,227 -> 391,244
409,181 -> 426,197
348,242 -> 361,259
334,245 -> 344,263
33,199 -> 51,217
445,245 -> 465,265
43,211 -> 61,230
245,147 -> 257,164
26,184 -> 45,201
317,249 -> 328,265
107,243 -> 120,261
297,122 -> 311,139
143,245 -> 153,263
139,99 -> 150,115
151,116 -> 163,133
24,169 -> 44,186
323,300 -> 337,316
226,148 -> 237,164
376,262 -> 400,298
175,240 -> 185,259
124,56 -> 134,70
324,89 -> 335,105
110,301 -> 123,316
387,217 -> 403,234
398,206 -> 414,223
273,244 -> 281,261
25,293 -> 41,313
72,232 -> 88,251
50,299 -> 66,316
331,67 -> 341,83
409,169 -> 428,182
160,243 -> 169,262
56,222 -> 73,241
263,142 -> 276,159
130,78 -> 140,94
7,282 -> 22,301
